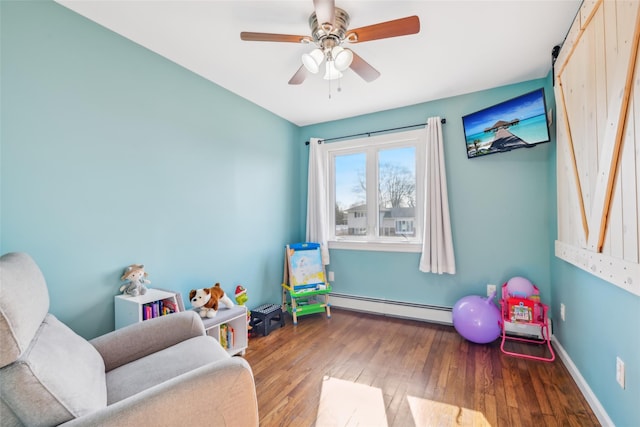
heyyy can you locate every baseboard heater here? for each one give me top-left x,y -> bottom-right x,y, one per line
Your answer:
329,292 -> 453,325
329,292 -> 547,340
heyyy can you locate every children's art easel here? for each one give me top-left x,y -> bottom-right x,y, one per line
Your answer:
281,242 -> 331,325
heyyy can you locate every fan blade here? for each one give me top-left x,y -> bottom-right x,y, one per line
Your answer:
288,65 -> 308,85
314,0 -> 335,26
240,32 -> 311,43
349,50 -> 380,82
346,16 -> 420,43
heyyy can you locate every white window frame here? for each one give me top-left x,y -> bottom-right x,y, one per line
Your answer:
322,129 -> 425,253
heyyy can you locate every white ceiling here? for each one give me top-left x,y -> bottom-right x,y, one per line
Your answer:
55,0 -> 581,126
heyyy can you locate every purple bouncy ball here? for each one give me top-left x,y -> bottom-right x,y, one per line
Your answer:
506,276 -> 535,298
452,290 -> 502,344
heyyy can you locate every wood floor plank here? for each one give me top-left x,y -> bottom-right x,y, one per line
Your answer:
243,308 -> 600,427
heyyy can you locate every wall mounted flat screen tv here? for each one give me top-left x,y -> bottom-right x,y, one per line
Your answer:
462,88 -> 550,159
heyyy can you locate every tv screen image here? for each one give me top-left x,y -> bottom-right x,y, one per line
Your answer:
462,88 -> 550,159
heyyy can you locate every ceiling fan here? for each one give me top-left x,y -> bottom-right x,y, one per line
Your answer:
240,0 -> 420,85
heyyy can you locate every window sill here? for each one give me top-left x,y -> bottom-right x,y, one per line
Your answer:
328,240 -> 422,253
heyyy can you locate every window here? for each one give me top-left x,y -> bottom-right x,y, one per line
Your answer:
323,129 -> 425,252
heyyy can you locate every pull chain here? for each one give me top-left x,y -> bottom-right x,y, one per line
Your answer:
328,77 -> 343,99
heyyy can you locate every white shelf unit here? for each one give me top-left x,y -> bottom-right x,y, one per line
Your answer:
114,288 -> 181,329
200,305 -> 248,356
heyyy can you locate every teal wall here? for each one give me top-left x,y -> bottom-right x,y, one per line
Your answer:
2,1 -> 638,425
551,260 -> 640,426
1,1 -> 302,339
300,79 -> 553,307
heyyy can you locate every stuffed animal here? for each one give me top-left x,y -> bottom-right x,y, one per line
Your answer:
119,264 -> 150,296
235,285 -> 252,333
234,285 -> 248,306
189,283 -> 234,318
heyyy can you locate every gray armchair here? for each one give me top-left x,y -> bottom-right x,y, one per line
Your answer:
0,252 -> 259,426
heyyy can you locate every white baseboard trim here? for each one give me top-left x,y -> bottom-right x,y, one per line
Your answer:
329,292 -> 453,325
550,336 -> 613,427
330,293 -> 611,426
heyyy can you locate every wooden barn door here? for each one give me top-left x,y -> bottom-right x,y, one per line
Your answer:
554,0 -> 640,296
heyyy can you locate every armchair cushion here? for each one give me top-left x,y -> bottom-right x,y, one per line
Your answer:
59,357 -> 258,427
0,398 -> 21,427
90,310 -> 205,372
0,252 -> 50,368
105,335 -> 228,404
0,314 -> 107,426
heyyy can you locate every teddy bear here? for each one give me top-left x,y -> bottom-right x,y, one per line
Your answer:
189,283 -> 234,318
119,264 -> 150,296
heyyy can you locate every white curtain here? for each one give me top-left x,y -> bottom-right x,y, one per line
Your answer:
306,137 -> 330,265
419,117 -> 456,274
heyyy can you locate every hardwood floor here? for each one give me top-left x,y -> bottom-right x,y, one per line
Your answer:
243,308 -> 600,427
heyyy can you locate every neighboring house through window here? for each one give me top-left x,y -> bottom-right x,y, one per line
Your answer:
322,129 -> 425,252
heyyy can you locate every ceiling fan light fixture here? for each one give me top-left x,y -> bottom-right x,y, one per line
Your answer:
323,60 -> 343,80
331,46 -> 353,71
301,48 -> 324,73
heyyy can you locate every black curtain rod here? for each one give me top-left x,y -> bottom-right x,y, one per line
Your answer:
304,118 -> 446,145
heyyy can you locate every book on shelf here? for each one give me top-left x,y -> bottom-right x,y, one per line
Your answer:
228,325 -> 235,348
153,288 -> 185,312
162,299 -> 177,312
220,324 -> 228,348
143,305 -> 151,320
142,298 -> 178,321
218,324 -> 236,350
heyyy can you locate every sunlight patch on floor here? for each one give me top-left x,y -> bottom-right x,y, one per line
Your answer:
407,395 -> 492,427
316,376 -> 388,427
315,376 -> 492,427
